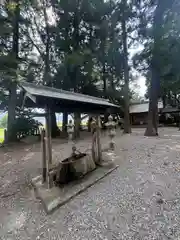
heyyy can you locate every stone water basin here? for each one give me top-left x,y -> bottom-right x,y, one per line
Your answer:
55,153 -> 96,185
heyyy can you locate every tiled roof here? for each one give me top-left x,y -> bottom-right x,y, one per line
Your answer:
130,102 -> 163,114
20,82 -> 119,113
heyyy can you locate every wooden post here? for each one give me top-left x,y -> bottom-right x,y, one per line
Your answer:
45,106 -> 52,188
91,117 -> 97,163
41,128 -> 46,183
92,131 -> 96,162
4,129 -> 7,143
96,115 -> 102,163
46,107 -> 52,164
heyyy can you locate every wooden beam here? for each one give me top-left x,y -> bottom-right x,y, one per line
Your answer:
45,106 -> 52,188
41,128 -> 46,183
30,113 -> 47,117
26,92 -> 36,103
96,115 -> 102,163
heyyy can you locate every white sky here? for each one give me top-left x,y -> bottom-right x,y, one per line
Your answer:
130,45 -> 147,97
137,76 -> 146,96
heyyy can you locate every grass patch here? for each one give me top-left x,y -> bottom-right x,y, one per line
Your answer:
0,128 -> 4,143
0,122 -> 88,144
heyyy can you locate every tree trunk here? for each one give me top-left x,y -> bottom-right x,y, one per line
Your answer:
122,1 -> 131,134
42,1 -> 59,138
43,1 -> 51,86
162,94 -> 166,108
88,116 -> 92,132
74,112 -> 81,139
145,65 -> 159,136
144,0 -> 169,136
7,1 -> 20,142
102,62 -> 107,97
153,104 -> 158,134
7,82 -> 17,142
72,2 -> 81,140
62,112 -> 68,133
50,111 -> 59,138
145,89 -> 157,136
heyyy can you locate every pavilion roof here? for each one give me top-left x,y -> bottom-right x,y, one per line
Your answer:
20,82 -> 119,114
130,101 -> 163,114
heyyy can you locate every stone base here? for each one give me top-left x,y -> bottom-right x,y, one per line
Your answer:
21,135 -> 40,144
31,165 -> 118,214
99,150 -> 118,168
56,153 -> 96,184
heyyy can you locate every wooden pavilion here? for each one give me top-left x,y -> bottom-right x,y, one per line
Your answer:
20,82 -> 119,189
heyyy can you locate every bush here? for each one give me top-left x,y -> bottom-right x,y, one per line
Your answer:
1,110 -> 42,141
0,114 -> 7,128
14,111 -> 42,139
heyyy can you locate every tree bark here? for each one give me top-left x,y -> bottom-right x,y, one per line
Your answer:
122,1 -> 131,134
74,112 -> 81,139
7,82 -> 17,142
50,111 -> 60,138
62,112 -> 68,133
102,62 -> 107,97
88,116 -> 92,132
43,0 -> 51,86
7,1 -> 20,142
144,0 -> 170,136
42,2 -> 59,138
145,68 -> 159,136
153,104 -> 158,134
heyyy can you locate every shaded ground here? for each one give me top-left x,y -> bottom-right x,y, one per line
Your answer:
1,128 -> 180,239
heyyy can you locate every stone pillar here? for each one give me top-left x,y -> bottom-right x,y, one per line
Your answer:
91,117 -> 97,162
67,119 -> 76,156
105,115 -> 116,150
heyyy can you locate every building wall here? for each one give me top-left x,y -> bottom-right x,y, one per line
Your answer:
131,113 -> 148,125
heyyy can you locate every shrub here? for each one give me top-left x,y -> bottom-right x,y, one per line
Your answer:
13,110 -> 42,139
0,114 -> 7,128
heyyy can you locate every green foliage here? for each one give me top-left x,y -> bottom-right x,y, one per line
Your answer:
14,111 -> 42,138
0,111 -> 42,141
0,114 -> 7,128
0,129 -> 4,143
133,0 -> 180,107
1,0 -> 164,140
52,0 -> 128,98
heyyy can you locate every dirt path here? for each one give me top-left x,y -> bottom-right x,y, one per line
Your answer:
1,128 -> 180,239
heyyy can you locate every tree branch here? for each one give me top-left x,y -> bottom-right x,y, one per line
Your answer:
26,29 -> 44,57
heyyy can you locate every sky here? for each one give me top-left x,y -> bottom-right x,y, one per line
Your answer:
138,76 -> 146,97
130,44 -> 147,98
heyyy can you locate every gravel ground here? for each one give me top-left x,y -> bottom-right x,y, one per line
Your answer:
1,128 -> 180,239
